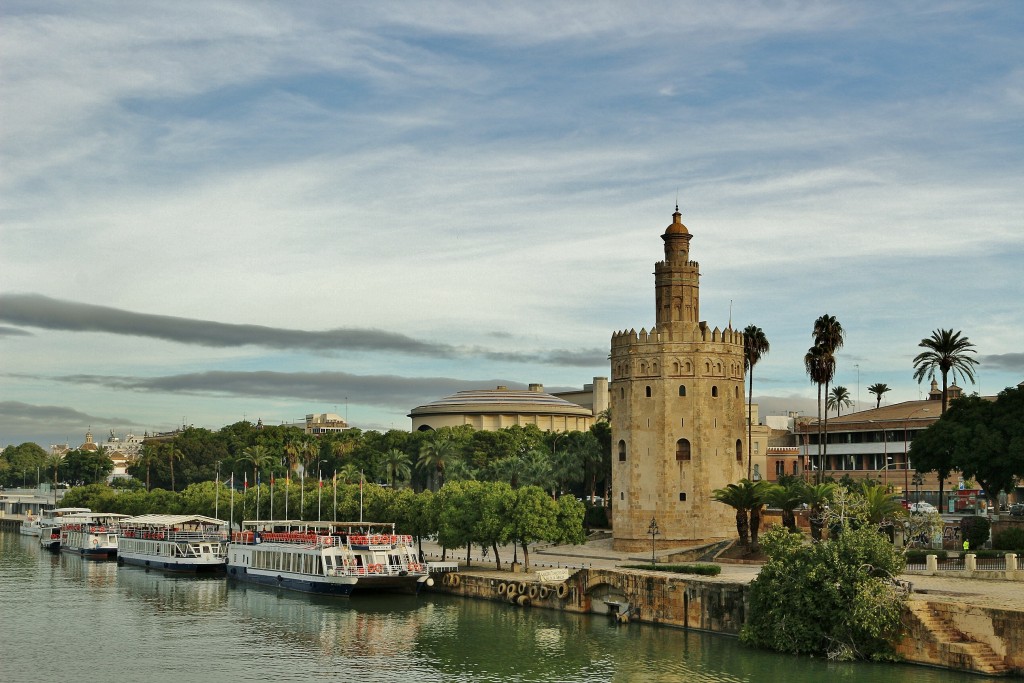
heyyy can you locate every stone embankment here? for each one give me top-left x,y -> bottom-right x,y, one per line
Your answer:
425,538 -> 1023,678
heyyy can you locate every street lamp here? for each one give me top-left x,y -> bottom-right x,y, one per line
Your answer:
215,461 -> 221,519
904,406 -> 931,507
317,460 -> 327,521
647,517 -> 660,565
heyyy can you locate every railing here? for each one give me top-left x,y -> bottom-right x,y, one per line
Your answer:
937,557 -> 965,571
120,528 -> 228,542
976,556 -> 1007,571
326,561 -> 426,578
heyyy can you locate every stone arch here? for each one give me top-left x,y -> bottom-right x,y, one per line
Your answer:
617,440 -> 626,462
676,438 -> 691,461
678,384 -> 686,397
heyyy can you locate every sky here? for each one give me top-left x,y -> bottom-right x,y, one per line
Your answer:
2,1 -> 1022,449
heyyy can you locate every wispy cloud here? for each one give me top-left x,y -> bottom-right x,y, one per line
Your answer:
0,294 -> 605,365
979,353 -> 1024,374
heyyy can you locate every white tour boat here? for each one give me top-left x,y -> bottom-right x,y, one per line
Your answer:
117,514 -> 229,572
59,512 -> 129,559
227,520 -> 431,596
38,507 -> 93,550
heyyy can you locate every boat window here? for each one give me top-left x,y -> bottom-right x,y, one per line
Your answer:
324,556 -> 333,567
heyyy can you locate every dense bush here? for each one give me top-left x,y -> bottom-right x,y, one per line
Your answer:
742,523 -> 906,661
992,527 -> 1024,551
584,504 -> 609,529
960,516 -> 991,550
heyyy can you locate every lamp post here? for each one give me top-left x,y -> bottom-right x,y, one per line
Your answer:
317,460 -> 327,521
215,461 -> 221,519
904,406 -> 931,506
647,517 -> 660,565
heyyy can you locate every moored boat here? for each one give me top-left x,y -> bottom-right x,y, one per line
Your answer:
227,520 -> 430,596
59,513 -> 129,559
38,508 -> 93,550
116,514 -> 229,572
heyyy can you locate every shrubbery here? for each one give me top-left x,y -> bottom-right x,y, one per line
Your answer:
992,527 -> 1024,551
905,549 -> 947,562
960,515 -> 991,549
742,511 -> 907,661
584,504 -> 609,529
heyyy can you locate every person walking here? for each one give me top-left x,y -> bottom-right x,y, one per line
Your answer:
963,539 -> 970,553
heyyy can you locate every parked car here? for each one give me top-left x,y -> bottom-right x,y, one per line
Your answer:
1009,503 -> 1024,517
909,501 -> 937,514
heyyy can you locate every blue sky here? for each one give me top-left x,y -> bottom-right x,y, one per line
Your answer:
2,1 -> 1022,448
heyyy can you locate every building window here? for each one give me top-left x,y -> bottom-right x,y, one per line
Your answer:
679,492 -> 686,502
775,461 -> 784,477
680,418 -> 685,427
735,386 -> 740,398
678,385 -> 686,397
620,491 -> 625,501
676,438 -> 691,461
620,388 -> 624,399
618,440 -> 626,462
712,386 -> 718,397
793,461 -> 799,475
754,442 -> 760,454
646,386 -> 652,397
735,439 -> 743,462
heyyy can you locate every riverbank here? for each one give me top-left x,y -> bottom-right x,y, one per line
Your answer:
422,536 -> 1023,677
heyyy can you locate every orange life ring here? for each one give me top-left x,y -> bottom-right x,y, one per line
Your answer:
369,563 -> 384,573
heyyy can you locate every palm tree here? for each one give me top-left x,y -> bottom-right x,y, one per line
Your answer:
764,478 -> 806,532
165,443 -> 185,492
804,345 -> 829,481
239,445 -> 274,519
860,483 -> 905,528
743,324 -> 770,480
137,445 -> 159,491
44,452 -> 64,491
383,448 -> 412,488
912,328 -> 979,414
813,314 -> 845,474
826,385 -> 853,417
712,480 -> 768,551
801,482 -> 836,541
867,383 -> 891,409
417,433 -> 456,490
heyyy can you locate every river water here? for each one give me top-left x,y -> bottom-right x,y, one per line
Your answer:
0,531 -> 992,682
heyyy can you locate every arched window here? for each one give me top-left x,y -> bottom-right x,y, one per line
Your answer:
673,361 -> 680,374
712,386 -> 719,397
676,438 -> 691,462
678,384 -> 686,397
618,440 -> 626,462
735,385 -> 740,398
736,439 -> 743,462
646,386 -> 652,397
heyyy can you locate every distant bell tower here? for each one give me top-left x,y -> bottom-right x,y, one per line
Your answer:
610,207 -> 746,551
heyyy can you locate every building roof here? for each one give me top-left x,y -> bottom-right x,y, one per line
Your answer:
409,384 -> 592,418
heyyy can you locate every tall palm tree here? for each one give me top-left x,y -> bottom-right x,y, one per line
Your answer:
383,448 -> 412,488
804,345 -> 829,481
137,445 -> 159,491
813,314 -> 845,473
764,478 -> 806,532
44,453 -> 65,491
867,382 -> 891,409
417,433 -> 456,490
165,443 -> 185,492
826,385 -> 853,417
912,328 -> 979,414
240,445 -> 274,519
743,324 -> 770,480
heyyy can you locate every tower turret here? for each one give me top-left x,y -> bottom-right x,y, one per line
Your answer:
655,207 -> 700,326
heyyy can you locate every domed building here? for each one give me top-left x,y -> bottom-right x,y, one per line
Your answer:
409,383 -> 597,432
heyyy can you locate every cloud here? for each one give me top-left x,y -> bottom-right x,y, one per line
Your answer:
0,326 -> 32,338
0,401 -> 135,446
45,370 -> 579,411
979,353 -> 1024,374
0,294 -> 604,365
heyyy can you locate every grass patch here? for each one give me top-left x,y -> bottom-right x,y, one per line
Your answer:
621,563 -> 722,576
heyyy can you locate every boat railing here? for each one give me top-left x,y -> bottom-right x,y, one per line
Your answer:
346,534 -> 413,548
59,524 -> 118,534
326,560 -> 427,578
120,528 -> 228,542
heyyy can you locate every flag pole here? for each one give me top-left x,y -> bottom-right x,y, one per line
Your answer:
359,469 -> 364,523
333,470 -> 337,523
230,473 -> 235,533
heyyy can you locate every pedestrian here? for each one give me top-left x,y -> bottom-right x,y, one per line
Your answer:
963,539 -> 969,553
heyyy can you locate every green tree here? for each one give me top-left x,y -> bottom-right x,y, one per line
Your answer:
135,445 -> 160,491
507,485 -> 558,570
826,385 -> 853,417
867,383 -> 891,409
165,443 -> 185,492
764,477 -> 805,532
418,432 -> 457,490
742,521 -> 906,660
743,324 -> 770,480
44,452 -> 65,491
912,328 -> 979,414
62,449 -> 114,485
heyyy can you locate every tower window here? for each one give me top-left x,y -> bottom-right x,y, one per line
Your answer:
618,440 -> 626,462
736,439 -> 743,462
620,388 -> 624,399
646,386 -> 652,397
712,386 -> 718,397
679,492 -> 686,502
676,438 -> 691,461
678,385 -> 686,397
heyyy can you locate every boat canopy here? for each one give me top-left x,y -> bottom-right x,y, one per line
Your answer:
121,514 -> 228,527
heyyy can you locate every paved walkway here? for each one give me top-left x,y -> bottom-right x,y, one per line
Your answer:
421,536 -> 1023,611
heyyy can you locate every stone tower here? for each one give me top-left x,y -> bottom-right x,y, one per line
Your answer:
609,208 -> 746,551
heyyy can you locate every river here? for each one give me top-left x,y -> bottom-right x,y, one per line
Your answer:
0,531 -> 992,682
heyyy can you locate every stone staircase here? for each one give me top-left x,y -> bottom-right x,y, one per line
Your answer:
904,601 -> 1011,676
